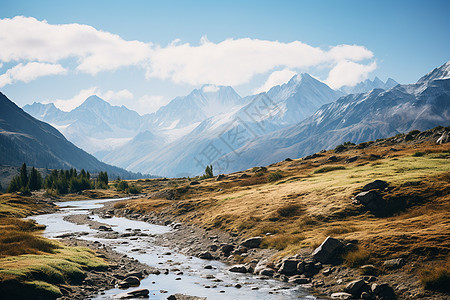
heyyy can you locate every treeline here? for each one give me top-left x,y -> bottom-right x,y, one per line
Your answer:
7,163 -> 43,195
7,163 -> 109,195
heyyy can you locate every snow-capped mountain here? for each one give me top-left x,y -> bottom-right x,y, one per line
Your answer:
213,62 -> 450,174
340,77 -> 398,94
113,74 -> 344,176
142,85 -> 244,130
24,95 -> 142,154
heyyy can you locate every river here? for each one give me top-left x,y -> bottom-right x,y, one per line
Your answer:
30,198 -> 316,300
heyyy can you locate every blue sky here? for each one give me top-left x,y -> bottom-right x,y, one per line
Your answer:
0,0 -> 449,114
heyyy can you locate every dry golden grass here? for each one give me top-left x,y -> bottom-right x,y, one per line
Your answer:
118,141 -> 449,265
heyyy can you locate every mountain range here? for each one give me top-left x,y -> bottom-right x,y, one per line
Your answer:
0,92 -> 147,179
21,62 -> 449,177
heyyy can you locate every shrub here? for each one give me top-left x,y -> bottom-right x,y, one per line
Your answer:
116,180 -> 129,191
267,171 -> 283,182
127,185 -> 141,194
261,233 -> 305,250
314,166 -> 346,174
277,204 -> 302,217
413,151 -> 425,157
343,247 -> 371,267
421,264 -> 450,292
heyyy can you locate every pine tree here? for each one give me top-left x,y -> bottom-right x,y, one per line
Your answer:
19,163 -> 28,187
28,167 -> 42,191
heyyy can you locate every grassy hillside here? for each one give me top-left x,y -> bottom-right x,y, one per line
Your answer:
113,127 -> 450,295
0,194 -> 107,299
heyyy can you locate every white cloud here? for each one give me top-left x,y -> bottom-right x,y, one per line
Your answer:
0,62 -> 66,87
0,16 -> 377,89
136,95 -> 170,114
145,38 -> 375,86
253,69 -> 297,93
202,84 -> 220,93
326,60 -> 377,89
101,89 -> 134,104
0,16 -> 151,75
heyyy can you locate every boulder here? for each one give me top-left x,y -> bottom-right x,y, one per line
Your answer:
355,190 -> 385,211
278,259 -> 301,276
115,289 -> 149,299
288,275 -> 310,284
229,265 -> 248,273
345,279 -> 369,298
371,283 -> 396,300
330,292 -> 353,299
362,180 -> 389,191
345,156 -> 359,163
98,225 -> 112,231
220,244 -> 235,256
240,237 -> 262,248
198,252 -> 214,260
189,181 -> 200,186
259,268 -> 275,277
436,131 -> 449,144
118,276 -> 140,288
382,258 -> 404,270
327,156 -> 339,162
312,237 -> 344,263
215,174 -> 225,181
167,294 -> 207,300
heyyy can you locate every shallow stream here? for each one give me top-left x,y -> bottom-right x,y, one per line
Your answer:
30,198 -> 315,299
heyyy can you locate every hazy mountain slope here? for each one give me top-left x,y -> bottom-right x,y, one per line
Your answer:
340,77 -> 399,94
0,92 -> 144,178
126,75 -> 343,176
216,62 -> 450,174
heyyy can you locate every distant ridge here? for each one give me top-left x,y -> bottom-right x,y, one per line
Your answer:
0,92 -> 149,179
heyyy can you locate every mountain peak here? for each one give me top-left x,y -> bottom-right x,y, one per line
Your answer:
418,61 -> 450,83
82,95 -> 109,106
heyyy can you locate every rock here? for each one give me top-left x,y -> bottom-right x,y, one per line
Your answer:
115,289 -> 149,299
189,181 -> 200,186
355,190 -> 385,211
289,275 -> 310,284
330,292 -> 353,299
204,265 -> 213,269
234,283 -> 242,288
278,259 -> 301,276
345,279 -> 369,298
229,265 -> 248,273
327,155 -> 339,162
209,244 -> 218,251
167,294 -> 207,300
198,252 -> 214,260
382,258 -> 404,270
98,225 -> 112,231
259,268 -> 275,277
118,276 -> 140,288
371,283 -> 396,300
215,174 -> 225,181
285,158 -> 293,161
124,271 -> 145,279
240,237 -> 262,248
312,236 -> 344,263
323,267 -> 334,276
345,156 -> 359,163
220,244 -> 235,256
360,264 -> 378,275
239,173 -> 250,178
362,180 -> 389,191
436,131 -> 449,144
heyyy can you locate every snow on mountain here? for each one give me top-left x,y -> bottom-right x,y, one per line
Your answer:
213,62 -> 450,174
124,74 -> 344,176
340,77 -> 399,94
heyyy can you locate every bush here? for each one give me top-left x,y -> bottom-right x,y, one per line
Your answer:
421,264 -> 450,292
314,166 -> 346,174
127,185 -> 141,194
267,171 -> 283,182
116,180 -> 129,191
413,151 -> 426,157
343,248 -> 371,267
276,204 -> 302,217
